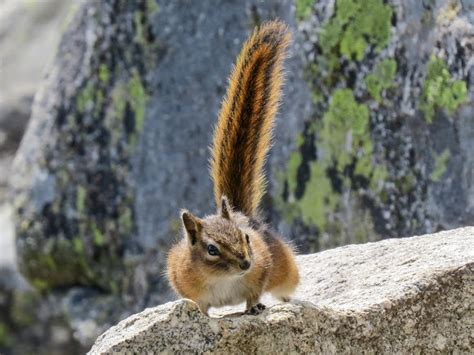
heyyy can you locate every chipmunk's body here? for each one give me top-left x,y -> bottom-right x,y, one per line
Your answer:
167,21 -> 299,315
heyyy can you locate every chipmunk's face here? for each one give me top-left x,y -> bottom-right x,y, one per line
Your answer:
181,197 -> 253,278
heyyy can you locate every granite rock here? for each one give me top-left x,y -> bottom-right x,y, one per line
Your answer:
90,227 -> 474,354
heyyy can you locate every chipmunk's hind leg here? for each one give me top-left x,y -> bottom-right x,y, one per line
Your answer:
197,302 -> 210,316
245,302 -> 266,315
245,298 -> 266,315
270,287 -> 295,303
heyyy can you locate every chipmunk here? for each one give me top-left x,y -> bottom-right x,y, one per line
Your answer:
166,20 -> 299,316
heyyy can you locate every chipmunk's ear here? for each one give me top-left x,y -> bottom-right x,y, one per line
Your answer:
220,195 -> 232,220
181,210 -> 202,246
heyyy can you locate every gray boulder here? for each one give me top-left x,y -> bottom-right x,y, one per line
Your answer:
89,227 -> 474,354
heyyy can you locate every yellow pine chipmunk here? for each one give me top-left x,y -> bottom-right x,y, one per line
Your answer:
167,20 -> 299,316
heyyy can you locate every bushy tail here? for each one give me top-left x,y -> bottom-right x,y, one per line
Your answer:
210,21 -> 290,216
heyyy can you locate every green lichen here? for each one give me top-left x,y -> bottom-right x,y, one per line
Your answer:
130,0 -> 161,67
320,0 -> 393,62
133,11 -> 145,44
128,70 -> 147,134
11,291 -> 40,327
110,83 -> 127,120
420,55 -> 468,123
77,64 -> 110,116
73,236 -> 96,280
369,165 -> 389,191
280,89 -> 386,233
298,162 -> 338,229
323,90 -> 387,192
106,70 -> 148,147
99,64 -> 110,84
22,245 -> 59,282
92,223 -> 105,246
118,207 -> 133,234
395,172 -> 416,194
320,89 -> 369,171
286,137 -> 304,194
431,149 -> 450,182
146,0 -> 159,15
76,186 -> 86,213
278,0 -> 395,250
133,0 -> 158,44
73,237 -> 84,254
57,168 -> 69,186
20,235 -> 97,290
0,322 -> 10,347
31,279 -> 49,291
296,0 -> 315,21
76,82 -> 95,112
365,59 -> 397,103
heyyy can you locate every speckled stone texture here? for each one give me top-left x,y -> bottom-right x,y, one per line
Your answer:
89,227 -> 474,354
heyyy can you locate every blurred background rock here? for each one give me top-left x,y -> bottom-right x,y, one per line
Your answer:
0,0 -> 78,265
0,0 -> 77,201
1,0 -> 83,353
1,0 -> 473,354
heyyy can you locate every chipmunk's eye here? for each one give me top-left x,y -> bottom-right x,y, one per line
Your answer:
245,234 -> 250,244
207,244 -> 220,256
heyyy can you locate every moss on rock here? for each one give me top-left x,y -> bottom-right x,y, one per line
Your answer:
420,55 -> 467,123
295,0 -> 315,22
320,89 -> 370,172
282,0 -> 473,251
365,59 -> 397,103
431,149 -> 450,182
277,0 -> 397,250
278,90 -> 388,248
320,0 -> 393,65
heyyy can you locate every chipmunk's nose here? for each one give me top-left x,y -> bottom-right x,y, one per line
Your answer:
240,260 -> 251,270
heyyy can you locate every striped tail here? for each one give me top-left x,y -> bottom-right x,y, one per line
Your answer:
210,21 -> 290,216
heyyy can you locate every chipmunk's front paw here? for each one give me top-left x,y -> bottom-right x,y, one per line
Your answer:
245,303 -> 266,315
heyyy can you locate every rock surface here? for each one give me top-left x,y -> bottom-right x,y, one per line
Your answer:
90,227 -> 474,354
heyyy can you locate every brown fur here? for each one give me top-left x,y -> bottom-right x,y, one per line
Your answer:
167,21 -> 299,315
210,21 -> 291,216
167,201 -> 297,314
262,230 -> 299,298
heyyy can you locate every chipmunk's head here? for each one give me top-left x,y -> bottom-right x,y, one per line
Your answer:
180,196 -> 253,278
